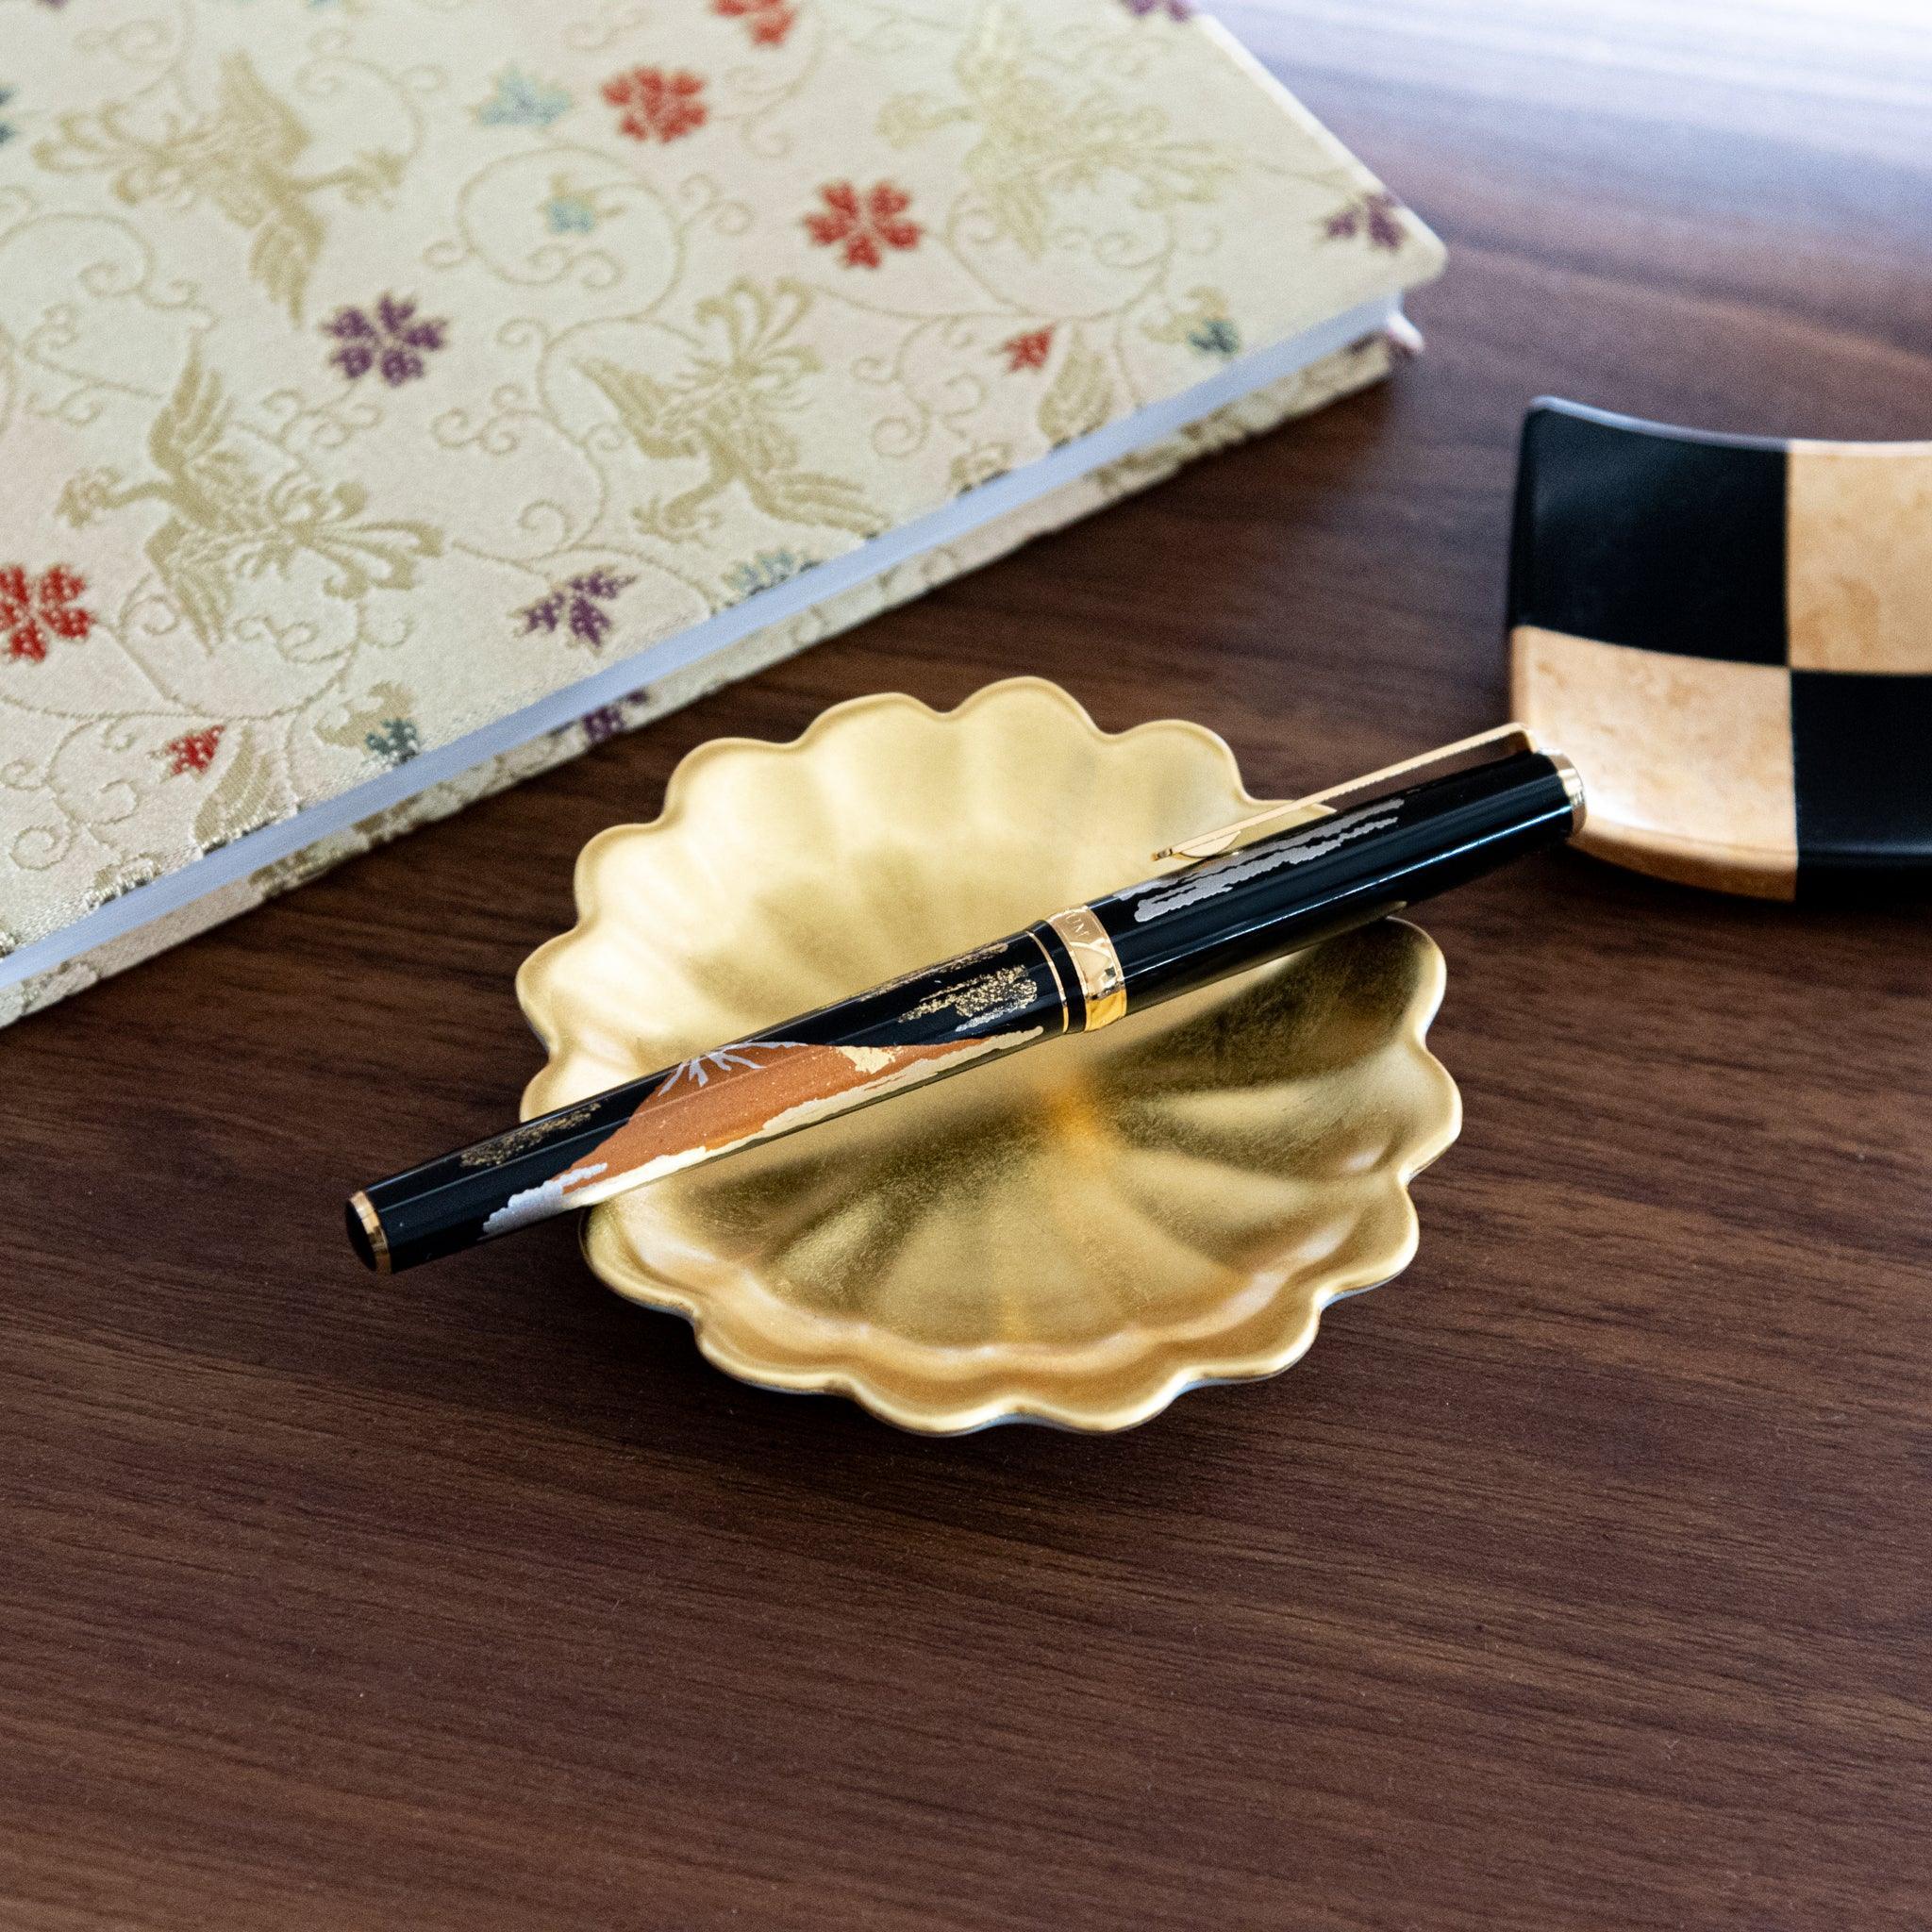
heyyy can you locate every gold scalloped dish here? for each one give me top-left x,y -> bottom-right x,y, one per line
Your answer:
517,678 -> 1461,1433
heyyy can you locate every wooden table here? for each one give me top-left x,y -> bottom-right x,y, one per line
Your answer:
7,4 -> 1929,1925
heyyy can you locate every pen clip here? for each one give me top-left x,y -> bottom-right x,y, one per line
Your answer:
1154,722 -> 1541,863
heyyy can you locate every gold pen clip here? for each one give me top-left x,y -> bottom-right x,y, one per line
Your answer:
1154,722 -> 1541,863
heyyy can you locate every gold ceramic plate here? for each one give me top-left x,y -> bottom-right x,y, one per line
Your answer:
518,678 -> 1461,1434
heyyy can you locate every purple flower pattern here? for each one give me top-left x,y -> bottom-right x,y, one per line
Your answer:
1322,191 -> 1406,251
518,569 -> 636,651
1119,0 -> 1193,16
323,295 -> 450,387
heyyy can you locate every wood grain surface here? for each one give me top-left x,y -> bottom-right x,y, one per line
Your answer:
5,4 -> 1929,1926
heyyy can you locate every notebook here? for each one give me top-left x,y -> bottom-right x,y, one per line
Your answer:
0,0 -> 1444,1025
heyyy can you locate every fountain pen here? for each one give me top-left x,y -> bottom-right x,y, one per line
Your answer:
348,736 -> 1583,1274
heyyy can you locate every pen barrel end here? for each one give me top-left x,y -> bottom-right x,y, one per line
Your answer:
345,1190 -> 391,1274
1545,748 -> 1588,835
1090,747 -> 1580,1008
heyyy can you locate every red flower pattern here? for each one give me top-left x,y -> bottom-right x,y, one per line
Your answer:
999,327 -> 1055,373
715,0 -> 796,45
803,180 -> 920,269
603,68 -> 708,143
162,726 -> 225,776
1,563 -> 93,663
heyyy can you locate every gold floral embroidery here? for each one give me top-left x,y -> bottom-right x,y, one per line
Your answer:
34,54 -> 409,323
317,681 -> 420,759
190,724 -> 285,853
1038,336 -> 1113,445
1143,285 -> 1235,347
580,279 -> 885,542
57,347 -> 441,644
0,0 -> 1440,1019
878,4 -> 1232,259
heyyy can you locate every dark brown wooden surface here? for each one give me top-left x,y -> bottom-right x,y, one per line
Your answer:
6,5 -> 1930,1926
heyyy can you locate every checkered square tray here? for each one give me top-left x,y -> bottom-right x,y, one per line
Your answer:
1509,399 -> 1932,899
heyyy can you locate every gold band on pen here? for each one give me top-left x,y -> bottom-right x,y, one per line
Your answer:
349,1189 -> 392,1275
1044,905 -> 1128,1031
1544,748 -> 1588,835
1023,925 -> 1074,1034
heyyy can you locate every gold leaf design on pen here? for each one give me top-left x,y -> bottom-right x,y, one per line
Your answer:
902,960 -> 1036,1027
458,1101 -> 600,1168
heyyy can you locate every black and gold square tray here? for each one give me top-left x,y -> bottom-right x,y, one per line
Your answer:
1509,398 -> 1932,899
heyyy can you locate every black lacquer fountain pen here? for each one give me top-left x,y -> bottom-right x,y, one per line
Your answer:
350,730 -> 1583,1274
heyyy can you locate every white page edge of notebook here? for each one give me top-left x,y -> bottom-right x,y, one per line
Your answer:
1,289 -> 1403,993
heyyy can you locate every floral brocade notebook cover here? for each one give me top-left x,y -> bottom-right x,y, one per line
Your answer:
0,0 -> 1442,1024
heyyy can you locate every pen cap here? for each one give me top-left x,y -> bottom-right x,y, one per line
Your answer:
1091,748 -> 1581,1007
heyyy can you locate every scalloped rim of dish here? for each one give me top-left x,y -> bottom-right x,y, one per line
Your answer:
518,676 -> 1463,1435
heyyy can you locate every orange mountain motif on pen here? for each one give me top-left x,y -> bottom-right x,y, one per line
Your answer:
561,1036 -> 1023,1194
